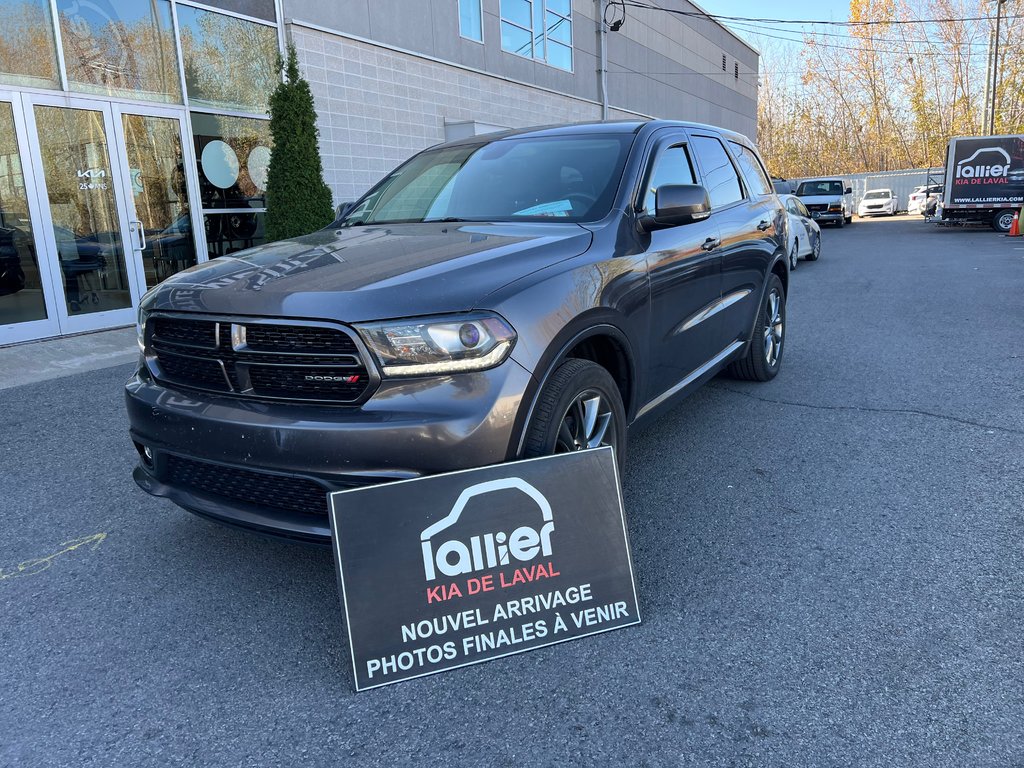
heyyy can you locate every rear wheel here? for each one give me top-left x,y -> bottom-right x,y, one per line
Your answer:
807,234 -> 820,261
992,209 -> 1016,233
523,358 -> 627,468
728,274 -> 786,382
789,239 -> 798,270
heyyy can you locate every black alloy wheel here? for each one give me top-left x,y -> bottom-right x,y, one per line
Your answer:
729,273 -> 786,382
523,358 -> 626,468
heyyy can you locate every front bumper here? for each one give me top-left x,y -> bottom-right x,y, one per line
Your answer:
126,360 -> 534,542
810,211 -> 844,223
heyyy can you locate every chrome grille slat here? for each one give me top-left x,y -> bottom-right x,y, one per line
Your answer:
147,315 -> 375,404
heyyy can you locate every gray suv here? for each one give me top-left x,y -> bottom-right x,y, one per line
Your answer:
127,120 -> 789,543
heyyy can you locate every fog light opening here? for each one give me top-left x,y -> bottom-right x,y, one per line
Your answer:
134,441 -> 155,469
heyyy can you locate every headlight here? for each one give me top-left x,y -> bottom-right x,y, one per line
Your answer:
828,203 -> 842,212
136,305 -> 148,353
355,313 -> 516,377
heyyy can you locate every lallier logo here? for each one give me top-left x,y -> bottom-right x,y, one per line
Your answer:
420,478 -> 561,604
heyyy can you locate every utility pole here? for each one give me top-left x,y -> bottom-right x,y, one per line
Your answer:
989,0 -> 1007,135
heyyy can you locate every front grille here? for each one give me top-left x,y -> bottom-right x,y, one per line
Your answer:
147,315 -> 374,404
805,203 -> 829,213
165,454 -> 330,517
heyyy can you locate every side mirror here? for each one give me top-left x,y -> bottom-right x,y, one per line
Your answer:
641,184 -> 711,231
845,187 -> 853,195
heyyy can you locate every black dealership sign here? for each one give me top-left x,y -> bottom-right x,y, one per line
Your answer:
328,447 -> 640,691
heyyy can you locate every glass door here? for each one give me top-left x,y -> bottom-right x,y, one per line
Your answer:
111,105 -> 203,291
0,92 -> 61,344
23,95 -> 139,333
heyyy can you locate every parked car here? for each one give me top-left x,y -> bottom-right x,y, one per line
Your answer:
795,178 -> 853,227
780,194 -> 821,268
907,184 -> 942,215
857,188 -> 898,217
127,120 -> 790,543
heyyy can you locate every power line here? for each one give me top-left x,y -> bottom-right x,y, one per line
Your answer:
620,2 -> 1024,27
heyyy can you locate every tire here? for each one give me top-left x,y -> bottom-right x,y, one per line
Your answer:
728,273 -> 786,382
836,216 -> 845,228
992,209 -> 1016,233
845,214 -> 853,224
522,358 -> 627,468
789,240 -> 798,270
807,234 -> 821,261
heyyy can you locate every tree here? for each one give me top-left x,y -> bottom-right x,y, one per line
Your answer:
264,44 -> 334,242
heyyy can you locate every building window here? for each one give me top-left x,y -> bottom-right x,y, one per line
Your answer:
459,0 -> 483,41
56,0 -> 182,103
500,0 -> 572,71
190,113 -> 272,258
0,0 -> 60,89
177,5 -> 279,114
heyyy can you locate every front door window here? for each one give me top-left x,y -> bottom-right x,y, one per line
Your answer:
34,104 -> 132,316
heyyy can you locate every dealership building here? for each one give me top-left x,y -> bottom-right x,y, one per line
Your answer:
0,0 -> 757,345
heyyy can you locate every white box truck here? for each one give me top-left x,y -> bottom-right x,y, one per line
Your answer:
931,134 -> 1024,232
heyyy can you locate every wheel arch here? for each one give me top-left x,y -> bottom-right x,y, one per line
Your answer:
508,318 -> 637,459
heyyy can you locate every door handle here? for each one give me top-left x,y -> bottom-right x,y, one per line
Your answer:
757,220 -> 771,231
132,220 -> 146,251
700,237 -> 720,251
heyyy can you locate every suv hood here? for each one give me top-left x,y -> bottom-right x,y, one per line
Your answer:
148,222 -> 593,321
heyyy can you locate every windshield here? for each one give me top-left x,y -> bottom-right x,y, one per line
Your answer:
864,191 -> 890,199
341,134 -> 633,225
796,180 -> 844,196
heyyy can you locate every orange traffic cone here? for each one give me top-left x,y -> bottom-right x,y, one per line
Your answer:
1010,209 -> 1021,237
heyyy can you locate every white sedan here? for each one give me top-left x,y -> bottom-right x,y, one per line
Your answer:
858,189 -> 898,217
780,194 -> 822,270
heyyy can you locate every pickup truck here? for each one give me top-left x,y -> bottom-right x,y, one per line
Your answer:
794,178 -> 854,227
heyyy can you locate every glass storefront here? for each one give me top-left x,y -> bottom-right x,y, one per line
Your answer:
121,113 -> 197,287
0,0 -> 60,89
177,5 -> 279,114
0,2 -> 279,344
34,104 -> 132,316
56,0 -> 182,104
0,101 -> 47,325
191,112 -> 271,258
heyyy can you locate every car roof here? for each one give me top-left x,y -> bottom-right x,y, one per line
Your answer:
428,119 -> 756,150
864,188 -> 893,193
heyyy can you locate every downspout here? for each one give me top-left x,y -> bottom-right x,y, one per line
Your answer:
598,0 -> 608,120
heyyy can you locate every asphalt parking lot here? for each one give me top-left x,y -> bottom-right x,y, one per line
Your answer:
2,215 -> 1022,767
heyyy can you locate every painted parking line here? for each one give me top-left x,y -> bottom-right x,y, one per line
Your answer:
0,533 -> 107,582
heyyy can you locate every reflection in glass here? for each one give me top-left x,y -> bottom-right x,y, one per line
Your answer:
191,112 -> 271,211
57,0 -> 181,103
0,0 -> 60,89
34,106 -> 130,316
122,114 -> 196,288
0,102 -> 47,325
178,6 -> 279,113
204,211 -> 265,259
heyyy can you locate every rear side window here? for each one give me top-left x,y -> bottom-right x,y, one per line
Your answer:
641,143 -> 696,214
690,135 -> 743,208
729,141 -> 772,196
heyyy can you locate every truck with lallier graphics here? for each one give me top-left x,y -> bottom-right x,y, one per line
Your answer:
931,134 -> 1024,232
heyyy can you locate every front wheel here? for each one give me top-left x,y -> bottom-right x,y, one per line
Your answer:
522,358 -> 627,468
836,216 -> 845,228
728,273 -> 786,382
